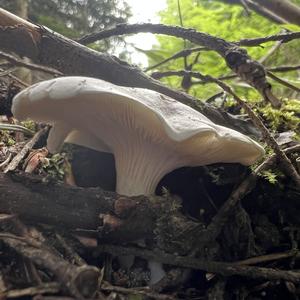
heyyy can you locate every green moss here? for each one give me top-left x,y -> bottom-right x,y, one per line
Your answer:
260,99 -> 300,134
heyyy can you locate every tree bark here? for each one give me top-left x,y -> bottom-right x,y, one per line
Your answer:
0,172 -> 162,242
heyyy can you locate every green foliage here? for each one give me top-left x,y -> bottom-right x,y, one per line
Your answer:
0,0 -> 131,51
21,120 -> 36,132
260,170 -> 278,184
42,153 -> 66,181
0,131 -> 15,146
150,0 -> 300,101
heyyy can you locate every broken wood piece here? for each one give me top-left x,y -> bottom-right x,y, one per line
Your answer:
0,233 -> 100,298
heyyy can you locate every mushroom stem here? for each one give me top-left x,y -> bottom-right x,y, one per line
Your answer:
114,142 -> 181,196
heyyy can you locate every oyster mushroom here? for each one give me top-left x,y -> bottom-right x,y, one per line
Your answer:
12,76 -> 264,196
12,76 -> 265,282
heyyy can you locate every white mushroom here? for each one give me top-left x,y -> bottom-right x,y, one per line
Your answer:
12,76 -> 265,283
12,76 -> 264,197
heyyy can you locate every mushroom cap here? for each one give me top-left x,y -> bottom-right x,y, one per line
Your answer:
12,76 -> 264,166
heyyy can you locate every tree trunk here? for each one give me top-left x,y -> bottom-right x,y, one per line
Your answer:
14,0 -> 32,84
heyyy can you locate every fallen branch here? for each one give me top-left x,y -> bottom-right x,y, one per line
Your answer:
0,233 -> 100,298
0,282 -> 60,299
155,65 -> 300,86
78,23 -> 279,106
267,71 -> 300,93
0,171 -> 163,242
145,46 -> 209,72
4,127 -> 48,173
237,31 -> 300,47
101,282 -> 176,300
0,51 -> 62,76
96,244 -> 300,283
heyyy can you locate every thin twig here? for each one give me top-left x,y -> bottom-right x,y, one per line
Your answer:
235,250 -> 300,266
101,282 -> 176,300
97,244 -> 300,283
155,65 -> 300,85
267,71 -> 300,93
0,233 -> 100,299
0,152 -> 12,170
0,51 -> 62,75
237,31 -> 300,47
152,70 -> 225,83
268,64 -> 300,73
255,144 -> 300,173
240,0 -> 251,15
0,67 -> 17,77
55,233 -> 86,266
148,55 -> 299,77
0,123 -> 34,135
145,47 -> 208,72
258,39 -> 283,64
216,82 -> 300,187
4,127 -> 48,173
205,91 -> 225,104
235,31 -> 300,47
201,144 -> 300,242
0,67 -> 29,87
1,283 -> 60,298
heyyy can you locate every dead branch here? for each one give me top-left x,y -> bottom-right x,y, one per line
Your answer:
267,71 -> 300,93
0,51 -> 63,75
267,65 -> 300,73
1,283 -> 60,298
190,65 -> 300,86
101,282 -> 176,300
4,127 -> 48,173
145,47 -> 209,72
0,171 -> 161,241
0,233 -> 100,298
237,31 -> 300,46
78,23 -> 279,106
96,244 -> 300,283
215,81 -> 300,187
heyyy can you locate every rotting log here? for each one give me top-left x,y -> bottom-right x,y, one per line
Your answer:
0,171 -> 208,254
0,172 -> 163,241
